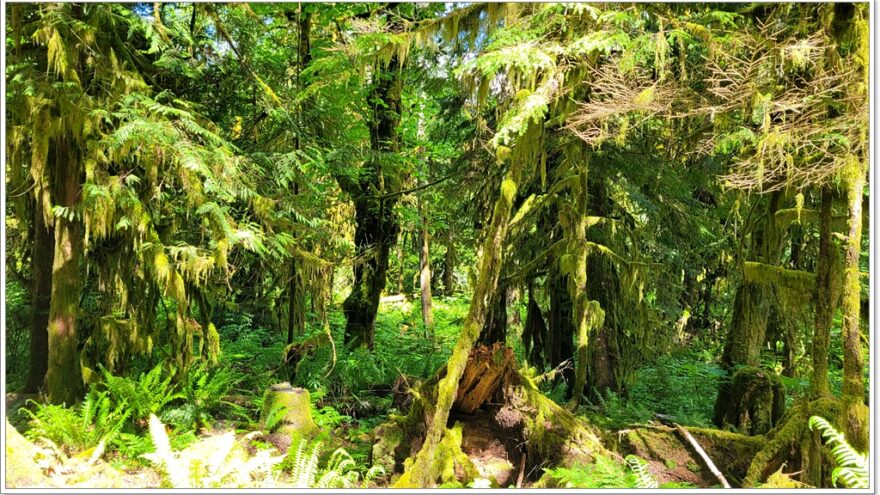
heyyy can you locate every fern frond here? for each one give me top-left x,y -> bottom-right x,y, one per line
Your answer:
808,416 -> 869,489
625,455 -> 659,489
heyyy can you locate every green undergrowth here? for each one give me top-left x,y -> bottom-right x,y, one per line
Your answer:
586,347 -> 725,429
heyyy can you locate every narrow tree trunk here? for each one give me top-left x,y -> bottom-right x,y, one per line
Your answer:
419,208 -> 434,333
46,137 -> 83,405
810,186 -> 834,397
401,151 -> 524,487
287,261 -> 303,345
397,229 -> 406,294
442,228 -> 456,295
24,202 -> 53,393
840,159 -> 867,451
523,282 -> 546,367
548,262 -> 576,391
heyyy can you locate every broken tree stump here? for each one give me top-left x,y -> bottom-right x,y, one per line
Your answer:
259,382 -> 319,450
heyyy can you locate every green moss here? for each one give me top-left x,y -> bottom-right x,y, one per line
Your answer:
259,383 -> 319,439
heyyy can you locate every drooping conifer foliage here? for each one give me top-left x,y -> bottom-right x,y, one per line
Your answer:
4,2 -> 870,490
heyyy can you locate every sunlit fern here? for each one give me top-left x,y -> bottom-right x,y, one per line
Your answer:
625,455 -> 659,489
808,416 -> 869,489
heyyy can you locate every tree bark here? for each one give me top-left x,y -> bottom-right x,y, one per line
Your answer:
442,228 -> 456,295
24,200 -> 54,393
341,51 -> 403,348
287,261 -> 304,344
46,137 -> 83,405
809,186 -> 834,397
839,159 -> 867,451
419,206 -> 434,332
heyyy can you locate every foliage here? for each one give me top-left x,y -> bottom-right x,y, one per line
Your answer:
542,455 -> 638,488
283,439 -> 384,488
808,416 -> 869,489
99,363 -> 183,423
142,414 -> 285,488
625,455 -> 658,489
21,388 -> 130,456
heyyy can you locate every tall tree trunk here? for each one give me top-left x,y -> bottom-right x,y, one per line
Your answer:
442,228 -> 456,295
840,158 -> 867,451
419,207 -> 433,333
523,282 -> 546,367
341,50 -> 403,348
809,186 -> 835,397
548,261 -> 576,391
396,229 -> 406,294
287,261 -> 303,345
401,150 -> 524,487
24,201 -> 54,393
46,137 -> 83,405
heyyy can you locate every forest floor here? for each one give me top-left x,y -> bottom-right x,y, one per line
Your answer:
2,296 -> 851,488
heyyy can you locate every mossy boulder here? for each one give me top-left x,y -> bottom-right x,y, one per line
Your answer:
5,418 -> 52,488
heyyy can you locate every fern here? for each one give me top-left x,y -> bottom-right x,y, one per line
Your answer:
100,363 -> 183,422
625,455 -> 659,489
142,414 -> 285,488
808,416 -> 869,489
21,387 -> 130,456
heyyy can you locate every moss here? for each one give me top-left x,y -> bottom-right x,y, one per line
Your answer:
718,367 -> 785,435
5,419 -> 52,487
371,421 -> 407,474
392,424 -> 478,488
743,397 -> 840,487
259,383 -> 319,439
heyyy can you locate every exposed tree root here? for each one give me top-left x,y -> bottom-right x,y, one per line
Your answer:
742,397 -> 841,487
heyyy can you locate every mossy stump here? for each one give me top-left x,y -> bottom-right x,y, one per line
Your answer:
259,383 -> 319,447
377,344 -> 611,487
717,367 -> 785,435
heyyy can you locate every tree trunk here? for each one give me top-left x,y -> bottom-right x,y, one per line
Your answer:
341,49 -> 403,348
287,261 -> 304,345
809,186 -> 835,397
522,282 -> 546,367
479,284 -> 507,345
400,148 -> 525,487
46,137 -> 83,405
442,228 -> 456,295
839,158 -> 867,451
547,263 -> 576,391
397,229 -> 406,294
24,201 -> 53,393
419,208 -> 434,333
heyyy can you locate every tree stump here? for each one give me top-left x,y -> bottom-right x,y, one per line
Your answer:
259,383 -> 319,448
453,343 -> 515,413
717,367 -> 785,435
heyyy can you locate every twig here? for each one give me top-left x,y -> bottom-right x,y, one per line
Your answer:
673,422 -> 731,488
516,453 -> 526,488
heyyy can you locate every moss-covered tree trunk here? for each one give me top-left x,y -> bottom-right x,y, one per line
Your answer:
839,158 -> 867,451
46,137 -> 83,404
400,150 -> 524,487
522,282 -> 546,366
809,186 -> 835,397
714,193 -> 783,430
340,52 -> 403,349
24,201 -> 54,393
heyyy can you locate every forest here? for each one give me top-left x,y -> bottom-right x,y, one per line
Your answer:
3,2 -> 872,490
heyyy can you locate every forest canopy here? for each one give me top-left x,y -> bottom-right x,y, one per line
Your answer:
3,2 -> 872,490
